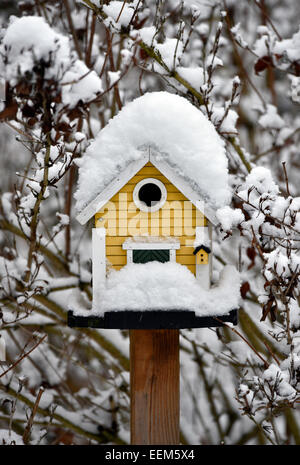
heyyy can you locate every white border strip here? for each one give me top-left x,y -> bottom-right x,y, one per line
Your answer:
92,228 -> 106,298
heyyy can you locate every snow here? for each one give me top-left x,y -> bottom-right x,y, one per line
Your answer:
289,299 -> 300,330
276,127 -> 294,145
0,255 -> 28,299
231,23 -> 248,48
74,131 -> 86,143
155,38 -> 183,70
212,106 -> 239,134
216,205 -> 245,231
258,104 -> 285,130
253,25 -> 300,78
193,227 -> 210,248
108,70 -> 121,86
206,53 -> 223,69
226,341 -> 256,364
273,26 -> 300,63
0,16 -> 103,107
71,9 -> 86,30
75,92 -> 231,214
73,262 -> 240,316
61,59 -> 103,108
239,166 -> 280,200
177,66 -> 204,88
264,248 -> 300,282
0,429 -> 24,445
263,363 -> 297,399
0,335 -> 5,362
1,16 -> 71,84
137,26 -> 156,46
38,390 -> 54,409
103,1 -> 138,28
253,27 -> 271,57
289,75 -> 300,103
120,48 -> 133,66
137,26 -> 185,72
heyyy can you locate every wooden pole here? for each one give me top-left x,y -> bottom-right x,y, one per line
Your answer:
130,329 -> 180,445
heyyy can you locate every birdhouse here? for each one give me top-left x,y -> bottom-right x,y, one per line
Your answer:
68,92 -> 239,329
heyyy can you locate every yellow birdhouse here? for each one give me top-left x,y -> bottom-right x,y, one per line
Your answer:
92,160 -> 212,282
69,92 -> 239,329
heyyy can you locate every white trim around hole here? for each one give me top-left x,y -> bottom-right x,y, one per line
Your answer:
133,177 -> 167,213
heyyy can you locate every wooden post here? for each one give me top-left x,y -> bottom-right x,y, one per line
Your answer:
130,329 -> 180,445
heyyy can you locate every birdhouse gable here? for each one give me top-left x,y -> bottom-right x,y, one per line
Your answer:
93,160 -> 212,280
74,92 -> 232,224
76,151 -> 218,226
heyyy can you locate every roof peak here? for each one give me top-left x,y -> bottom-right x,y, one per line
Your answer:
74,92 -> 231,216
76,149 -> 218,225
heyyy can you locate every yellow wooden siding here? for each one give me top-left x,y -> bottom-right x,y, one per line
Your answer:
96,162 -> 209,275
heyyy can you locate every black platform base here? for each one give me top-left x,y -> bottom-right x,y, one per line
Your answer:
67,309 -> 238,330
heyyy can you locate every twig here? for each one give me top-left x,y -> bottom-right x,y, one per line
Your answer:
5,121 -> 39,143
263,341 -> 280,365
22,387 -> 44,444
282,162 -> 290,197
116,0 -> 128,23
25,107 -> 52,283
228,136 -> 252,173
63,0 -> 82,59
213,317 -> 269,368
0,335 -> 47,379
252,0 -> 282,40
105,28 -> 122,114
0,383 -> 127,444
86,12 -> 96,67
223,0 -> 266,107
64,165 -> 75,259
191,341 -> 225,441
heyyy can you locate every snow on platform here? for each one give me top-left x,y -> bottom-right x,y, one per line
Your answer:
72,262 -> 240,317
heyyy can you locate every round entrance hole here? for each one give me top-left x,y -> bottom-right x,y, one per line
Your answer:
138,182 -> 162,207
133,177 -> 167,212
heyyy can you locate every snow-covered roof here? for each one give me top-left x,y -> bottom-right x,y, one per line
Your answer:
74,92 -> 231,218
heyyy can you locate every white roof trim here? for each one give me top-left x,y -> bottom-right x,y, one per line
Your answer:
149,150 -> 218,225
76,152 -> 149,224
76,145 -> 218,225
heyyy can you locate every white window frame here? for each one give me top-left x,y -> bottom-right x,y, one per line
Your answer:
123,237 -> 179,263
133,177 -> 167,213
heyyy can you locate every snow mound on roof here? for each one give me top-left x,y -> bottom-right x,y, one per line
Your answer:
75,262 -> 240,316
74,92 -> 231,213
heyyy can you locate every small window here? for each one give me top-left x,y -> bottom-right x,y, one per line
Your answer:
133,178 -> 167,212
133,249 -> 170,263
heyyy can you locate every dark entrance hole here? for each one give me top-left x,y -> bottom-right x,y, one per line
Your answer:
138,183 -> 162,207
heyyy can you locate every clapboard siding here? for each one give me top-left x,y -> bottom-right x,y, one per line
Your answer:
96,162 -> 209,275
